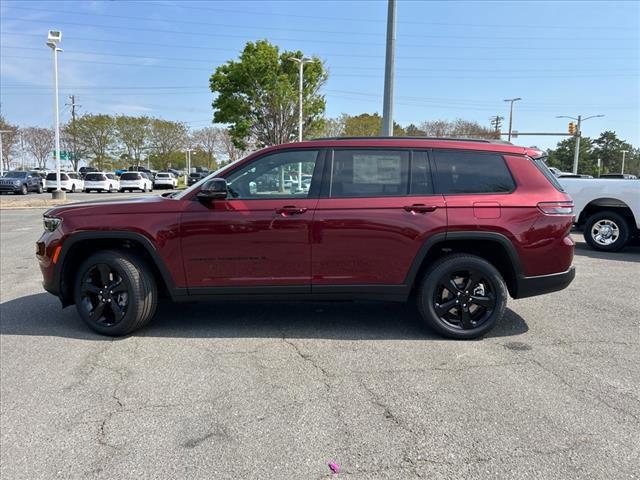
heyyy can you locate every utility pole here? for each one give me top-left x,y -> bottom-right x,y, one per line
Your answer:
503,97 -> 521,142
490,115 -> 503,135
381,0 -> 396,136
621,150 -> 628,174
557,114 -> 604,174
66,94 -> 80,172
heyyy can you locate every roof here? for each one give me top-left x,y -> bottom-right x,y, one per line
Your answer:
271,137 -> 538,157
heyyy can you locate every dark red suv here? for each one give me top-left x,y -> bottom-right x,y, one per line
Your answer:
36,138 -> 575,339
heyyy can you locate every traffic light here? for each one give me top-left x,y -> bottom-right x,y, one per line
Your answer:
568,122 -> 575,135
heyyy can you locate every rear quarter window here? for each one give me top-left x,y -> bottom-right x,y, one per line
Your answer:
433,150 -> 515,194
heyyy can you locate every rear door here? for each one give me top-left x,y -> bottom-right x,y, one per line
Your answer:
311,149 -> 447,289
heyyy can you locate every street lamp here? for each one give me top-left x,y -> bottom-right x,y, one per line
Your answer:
556,114 -> 605,174
0,130 -> 13,176
47,30 -> 65,199
288,56 -> 314,190
503,97 -> 522,142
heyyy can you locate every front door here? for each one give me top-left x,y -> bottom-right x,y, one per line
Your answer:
312,149 -> 447,288
180,149 -> 323,291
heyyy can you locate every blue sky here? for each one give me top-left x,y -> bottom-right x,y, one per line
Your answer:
1,0 -> 638,150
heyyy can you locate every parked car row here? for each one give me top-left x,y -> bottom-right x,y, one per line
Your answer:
1,169 -> 182,194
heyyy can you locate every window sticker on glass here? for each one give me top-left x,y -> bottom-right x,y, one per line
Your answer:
352,155 -> 402,184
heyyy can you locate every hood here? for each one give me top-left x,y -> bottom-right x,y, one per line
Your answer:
45,195 -> 179,218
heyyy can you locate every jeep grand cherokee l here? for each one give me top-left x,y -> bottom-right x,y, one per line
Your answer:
36,138 -> 575,339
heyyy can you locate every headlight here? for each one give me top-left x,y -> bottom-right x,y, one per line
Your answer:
43,216 -> 62,232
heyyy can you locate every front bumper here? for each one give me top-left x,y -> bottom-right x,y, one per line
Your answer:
514,266 -> 576,299
0,184 -> 22,192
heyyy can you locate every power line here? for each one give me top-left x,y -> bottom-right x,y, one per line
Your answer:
2,17 -> 637,50
104,0 -> 639,30
2,55 -> 637,79
7,5 -> 637,41
3,32 -> 637,61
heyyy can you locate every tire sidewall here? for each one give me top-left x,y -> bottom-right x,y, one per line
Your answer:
419,256 -> 507,339
584,212 -> 629,252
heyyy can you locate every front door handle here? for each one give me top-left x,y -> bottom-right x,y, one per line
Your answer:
403,204 -> 438,214
276,206 -> 308,216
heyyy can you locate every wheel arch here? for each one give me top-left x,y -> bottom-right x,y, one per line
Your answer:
577,197 -> 636,231
405,232 -> 522,298
57,231 -> 178,307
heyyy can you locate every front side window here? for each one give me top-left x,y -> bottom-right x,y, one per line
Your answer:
433,150 -> 515,194
329,149 -> 409,197
225,150 -> 319,199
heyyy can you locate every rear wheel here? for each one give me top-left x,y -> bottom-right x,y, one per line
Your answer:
417,254 -> 507,339
584,211 -> 629,252
74,250 -> 158,336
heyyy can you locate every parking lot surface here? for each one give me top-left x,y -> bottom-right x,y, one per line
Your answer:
1,208 -> 639,479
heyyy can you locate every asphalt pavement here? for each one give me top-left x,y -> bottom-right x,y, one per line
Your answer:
1,208 -> 638,479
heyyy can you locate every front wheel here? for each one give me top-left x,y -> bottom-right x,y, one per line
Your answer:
74,250 -> 158,336
20,184 -> 28,195
36,184 -> 43,194
583,211 -> 630,252
416,254 -> 507,339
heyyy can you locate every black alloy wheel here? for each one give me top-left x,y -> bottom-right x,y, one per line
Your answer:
433,268 -> 496,330
79,263 -> 129,327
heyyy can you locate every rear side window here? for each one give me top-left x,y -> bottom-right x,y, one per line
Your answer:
329,149 -> 409,197
410,151 -> 434,195
534,159 -> 565,192
433,150 -> 515,194
121,173 -> 140,180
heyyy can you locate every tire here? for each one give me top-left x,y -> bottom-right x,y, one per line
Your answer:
416,254 -> 507,340
73,250 -> 158,336
71,184 -> 76,193
36,184 -> 43,194
20,184 -> 28,195
85,189 -> 91,193
583,211 -> 630,252
119,189 -> 124,193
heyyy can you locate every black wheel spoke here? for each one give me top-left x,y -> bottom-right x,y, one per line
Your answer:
459,308 -> 473,329
463,271 -> 478,293
110,301 -> 124,319
110,280 -> 127,294
90,301 -> 106,319
97,264 -> 111,286
447,279 -> 461,295
435,299 -> 457,316
83,283 -> 101,295
470,294 -> 494,309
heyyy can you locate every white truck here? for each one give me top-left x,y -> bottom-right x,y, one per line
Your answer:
559,177 -> 640,251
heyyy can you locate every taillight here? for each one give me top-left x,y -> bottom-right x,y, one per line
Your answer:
537,201 -> 574,215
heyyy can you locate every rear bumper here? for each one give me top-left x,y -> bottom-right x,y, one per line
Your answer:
514,266 -> 575,299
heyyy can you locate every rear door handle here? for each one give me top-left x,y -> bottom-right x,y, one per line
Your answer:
403,204 -> 438,214
276,206 -> 308,215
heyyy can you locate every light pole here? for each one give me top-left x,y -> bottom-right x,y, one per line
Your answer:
556,114 -> 604,174
288,56 -> 313,191
381,0 -> 397,136
621,150 -> 628,174
46,30 -> 65,199
503,97 -> 522,142
0,130 -> 13,176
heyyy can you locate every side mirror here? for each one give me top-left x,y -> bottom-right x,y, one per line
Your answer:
197,178 -> 228,201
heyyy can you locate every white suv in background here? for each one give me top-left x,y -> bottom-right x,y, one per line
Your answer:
45,172 -> 83,193
154,172 -> 178,189
119,171 -> 153,192
83,172 -> 119,193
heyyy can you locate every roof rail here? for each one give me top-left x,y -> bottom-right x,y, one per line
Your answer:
310,136 -> 512,145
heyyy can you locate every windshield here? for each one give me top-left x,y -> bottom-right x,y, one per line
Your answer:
173,159 -> 244,200
4,171 -> 27,178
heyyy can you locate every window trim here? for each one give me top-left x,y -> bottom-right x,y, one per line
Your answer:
219,147 -> 326,201
430,148 -> 517,196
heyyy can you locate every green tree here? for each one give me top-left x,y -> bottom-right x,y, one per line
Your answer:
115,116 -> 150,168
210,40 -> 328,148
148,119 -> 187,169
75,114 -> 116,171
418,119 -> 497,139
342,113 -> 404,136
592,131 -> 634,175
546,137 -> 596,176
